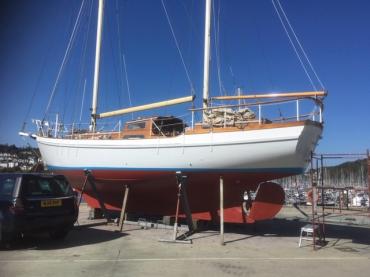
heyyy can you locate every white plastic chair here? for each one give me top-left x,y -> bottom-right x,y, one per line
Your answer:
298,224 -> 320,247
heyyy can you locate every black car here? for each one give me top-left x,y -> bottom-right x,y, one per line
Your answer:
0,173 -> 78,243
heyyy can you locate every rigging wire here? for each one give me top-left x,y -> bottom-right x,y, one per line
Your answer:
43,0 -> 86,120
229,65 -> 237,93
176,0 -> 198,113
275,0 -> 325,90
114,0 -> 127,107
61,9 -> 85,124
161,0 -> 195,95
106,4 -> 122,109
79,79 -> 87,123
77,0 -> 94,124
271,0 -> 317,90
121,53 -> 132,115
179,0 -> 196,80
21,43 -> 52,131
249,0 -> 276,91
212,0 -> 226,96
179,0 -> 203,46
115,0 -> 133,114
62,0 -> 90,124
68,0 -> 93,125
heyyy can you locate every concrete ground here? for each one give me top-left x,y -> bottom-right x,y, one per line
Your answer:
1,205 -> 370,277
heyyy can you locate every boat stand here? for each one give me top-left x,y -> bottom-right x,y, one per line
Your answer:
118,185 -> 130,232
159,171 -> 194,244
219,176 -> 225,245
78,170 -> 111,223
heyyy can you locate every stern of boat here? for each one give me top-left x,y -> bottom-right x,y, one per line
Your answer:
296,120 -> 323,168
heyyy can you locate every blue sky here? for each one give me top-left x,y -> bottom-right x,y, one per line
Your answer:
0,0 -> 369,155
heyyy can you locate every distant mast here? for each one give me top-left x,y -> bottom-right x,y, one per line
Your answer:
202,0 -> 212,121
91,0 -> 104,131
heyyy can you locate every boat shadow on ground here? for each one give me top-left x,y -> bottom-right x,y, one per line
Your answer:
0,224 -> 127,251
202,218 -> 370,246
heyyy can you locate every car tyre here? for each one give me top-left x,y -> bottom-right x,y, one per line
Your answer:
49,228 -> 70,240
0,231 -> 22,248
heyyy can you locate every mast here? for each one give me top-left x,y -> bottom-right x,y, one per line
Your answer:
91,0 -> 104,131
202,0 -> 212,121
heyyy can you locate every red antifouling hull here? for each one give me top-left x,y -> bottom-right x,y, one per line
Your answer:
246,182 -> 285,223
58,169 -> 287,224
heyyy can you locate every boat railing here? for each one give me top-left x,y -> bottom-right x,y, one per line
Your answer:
35,119 -> 123,139
189,92 -> 325,129
36,91 -> 325,139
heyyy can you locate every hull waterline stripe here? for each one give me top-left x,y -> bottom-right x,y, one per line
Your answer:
47,166 -> 304,174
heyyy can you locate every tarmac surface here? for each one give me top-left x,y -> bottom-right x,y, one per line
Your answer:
1,205 -> 370,277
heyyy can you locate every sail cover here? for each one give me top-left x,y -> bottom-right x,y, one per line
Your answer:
204,108 -> 255,127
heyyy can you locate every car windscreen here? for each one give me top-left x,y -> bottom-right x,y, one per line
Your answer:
22,176 -> 73,197
0,175 -> 17,197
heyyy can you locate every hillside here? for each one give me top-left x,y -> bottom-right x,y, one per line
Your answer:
278,158 -> 369,189
0,144 -> 40,172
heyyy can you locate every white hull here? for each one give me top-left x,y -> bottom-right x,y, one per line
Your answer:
36,122 -> 322,174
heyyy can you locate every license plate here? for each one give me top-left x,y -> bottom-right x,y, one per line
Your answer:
41,199 -> 62,207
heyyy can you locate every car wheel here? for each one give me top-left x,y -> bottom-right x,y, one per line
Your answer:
49,228 -> 70,240
1,231 -> 21,248
1,231 -> 10,245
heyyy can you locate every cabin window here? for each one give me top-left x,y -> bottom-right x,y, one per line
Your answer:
152,117 -> 185,137
126,122 -> 146,130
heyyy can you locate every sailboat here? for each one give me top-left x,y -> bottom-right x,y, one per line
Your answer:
22,0 -> 326,223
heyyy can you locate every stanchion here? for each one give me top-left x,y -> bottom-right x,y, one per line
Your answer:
220,176 -> 225,245
83,170 -> 111,222
159,171 -> 192,244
